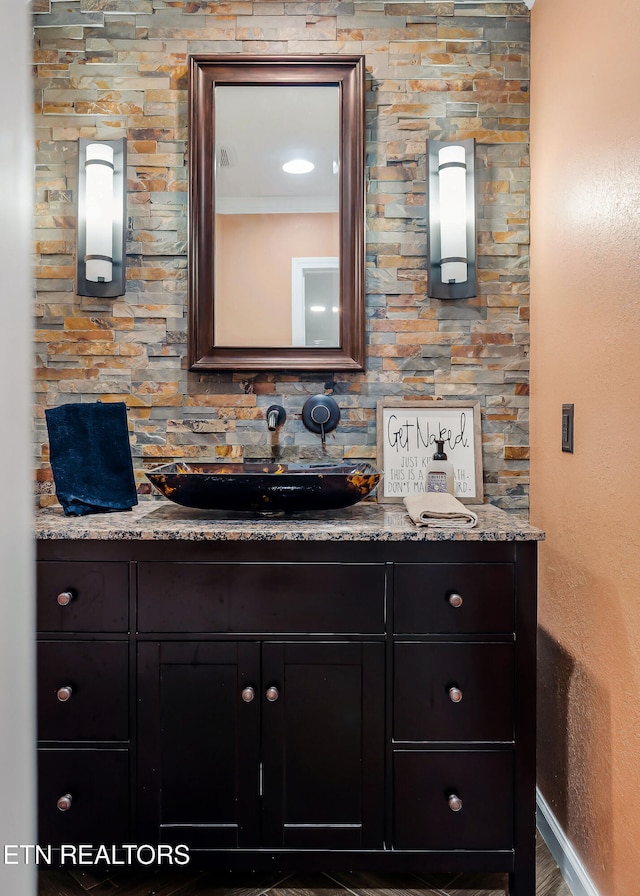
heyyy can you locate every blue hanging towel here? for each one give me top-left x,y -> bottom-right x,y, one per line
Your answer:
45,401 -> 138,516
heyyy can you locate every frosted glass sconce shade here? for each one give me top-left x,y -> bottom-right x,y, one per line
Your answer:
76,137 -> 127,297
426,138 -> 476,300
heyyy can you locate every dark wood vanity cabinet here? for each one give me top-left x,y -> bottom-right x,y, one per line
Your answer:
391,563 -> 518,856
137,639 -> 384,850
135,558 -> 386,851
36,535 -> 537,896
35,560 -> 131,847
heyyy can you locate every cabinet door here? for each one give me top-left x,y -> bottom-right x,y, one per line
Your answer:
394,641 -> 514,742
261,641 -> 384,849
393,563 -> 514,634
39,748 -> 129,847
137,641 -> 261,848
38,641 -> 129,741
37,561 -> 129,632
393,750 -> 513,850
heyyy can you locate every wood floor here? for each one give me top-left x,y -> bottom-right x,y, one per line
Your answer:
38,836 -> 571,896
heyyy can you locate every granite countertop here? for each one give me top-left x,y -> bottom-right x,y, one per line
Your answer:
34,499 -> 544,542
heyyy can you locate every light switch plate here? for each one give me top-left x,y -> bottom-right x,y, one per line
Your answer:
562,404 -> 574,453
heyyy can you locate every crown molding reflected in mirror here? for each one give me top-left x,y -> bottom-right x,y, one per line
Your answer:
188,55 -> 365,371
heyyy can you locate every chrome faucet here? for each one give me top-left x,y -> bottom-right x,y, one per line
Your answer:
266,404 -> 286,432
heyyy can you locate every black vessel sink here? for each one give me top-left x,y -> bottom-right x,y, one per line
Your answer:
145,462 -> 382,513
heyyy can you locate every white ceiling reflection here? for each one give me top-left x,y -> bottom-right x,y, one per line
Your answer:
214,85 -> 340,215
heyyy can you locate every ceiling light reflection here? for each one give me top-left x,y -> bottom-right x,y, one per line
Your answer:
282,158 -> 314,174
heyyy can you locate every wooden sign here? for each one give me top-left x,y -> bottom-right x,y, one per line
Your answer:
376,400 -> 484,504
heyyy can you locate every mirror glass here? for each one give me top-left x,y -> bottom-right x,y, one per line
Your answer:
214,85 -> 340,348
188,56 -> 365,371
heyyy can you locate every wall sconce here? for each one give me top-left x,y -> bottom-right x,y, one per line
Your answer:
77,137 -> 127,298
426,137 -> 476,300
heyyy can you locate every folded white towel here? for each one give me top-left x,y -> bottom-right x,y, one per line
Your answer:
404,491 -> 478,528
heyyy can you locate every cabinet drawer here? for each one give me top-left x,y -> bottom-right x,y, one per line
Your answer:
38,749 -> 129,847
37,562 -> 129,633
137,563 -> 385,633
394,642 -> 514,742
393,750 -> 513,850
38,641 -> 129,741
393,563 -> 514,634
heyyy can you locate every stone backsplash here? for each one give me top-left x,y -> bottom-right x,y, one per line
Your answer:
33,1 -> 530,510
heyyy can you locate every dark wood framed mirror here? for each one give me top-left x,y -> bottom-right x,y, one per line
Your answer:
188,55 -> 365,371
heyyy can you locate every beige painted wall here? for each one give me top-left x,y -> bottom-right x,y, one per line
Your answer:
215,212 -> 339,347
530,0 -> 640,893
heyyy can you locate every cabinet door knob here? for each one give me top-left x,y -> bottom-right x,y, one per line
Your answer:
56,793 -> 73,812
448,793 -> 463,812
241,686 -> 255,703
448,593 -> 463,608
265,686 -> 279,703
57,591 -> 74,607
56,686 -> 73,702
448,686 -> 463,703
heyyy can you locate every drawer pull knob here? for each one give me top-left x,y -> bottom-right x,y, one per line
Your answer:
448,593 -> 463,608
56,793 -> 73,812
56,686 -> 73,703
56,591 -> 74,607
241,686 -> 255,703
448,686 -> 463,703
265,686 -> 280,703
448,793 -> 463,812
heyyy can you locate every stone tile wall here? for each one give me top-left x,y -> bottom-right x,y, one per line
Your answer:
33,0 -> 530,510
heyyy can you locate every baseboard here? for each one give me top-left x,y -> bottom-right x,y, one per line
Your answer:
536,788 -> 601,896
